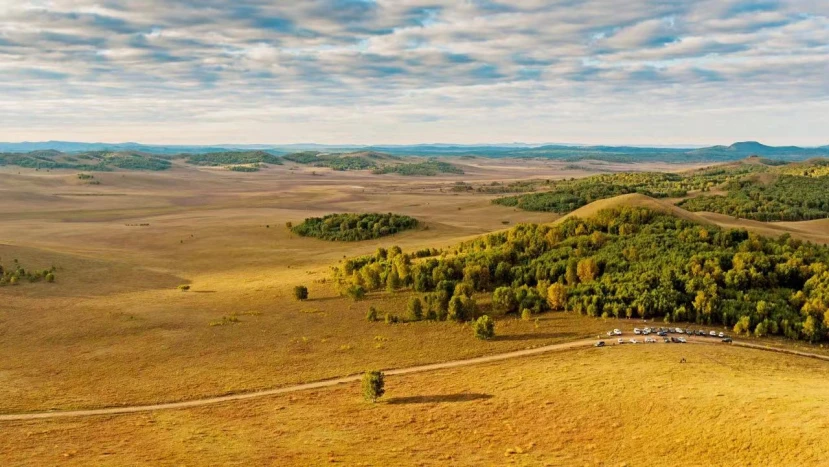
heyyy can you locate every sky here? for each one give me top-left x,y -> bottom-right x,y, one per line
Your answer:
0,0 -> 827,146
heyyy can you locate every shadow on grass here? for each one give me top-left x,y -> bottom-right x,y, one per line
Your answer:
192,290 -> 217,294
494,332 -> 580,341
385,393 -> 493,405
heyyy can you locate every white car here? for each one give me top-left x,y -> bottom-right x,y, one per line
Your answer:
629,338 -> 639,344
613,329 -> 622,336
678,337 -> 687,343
633,328 -> 641,335
675,327 -> 683,333
645,337 -> 656,343
709,331 -> 717,337
617,338 -> 624,344
607,331 -> 613,336
718,332 -> 725,338
643,327 -> 651,333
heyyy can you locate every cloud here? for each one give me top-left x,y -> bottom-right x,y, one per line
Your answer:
0,0 -> 826,145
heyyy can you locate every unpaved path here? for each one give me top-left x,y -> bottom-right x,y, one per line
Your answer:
0,337 -> 823,421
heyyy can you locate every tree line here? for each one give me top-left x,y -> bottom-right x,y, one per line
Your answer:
0,259 -> 56,286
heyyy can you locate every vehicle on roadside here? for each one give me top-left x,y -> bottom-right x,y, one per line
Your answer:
675,327 -> 683,333
629,338 -> 639,344
644,337 -> 656,343
607,331 -> 613,336
670,337 -> 679,343
657,331 -> 667,337
613,329 -> 622,336
709,331 -> 717,337
663,337 -> 670,343
595,341 -> 606,347
722,337 -> 733,343
697,330 -> 706,336
617,338 -> 624,344
634,328 -> 641,335
678,337 -> 687,343
685,329 -> 692,335
718,332 -> 725,338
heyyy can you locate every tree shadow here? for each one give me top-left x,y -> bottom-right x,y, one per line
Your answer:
308,296 -> 341,302
385,393 -> 493,405
494,332 -> 580,341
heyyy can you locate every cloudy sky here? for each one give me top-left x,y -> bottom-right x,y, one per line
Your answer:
0,0 -> 827,146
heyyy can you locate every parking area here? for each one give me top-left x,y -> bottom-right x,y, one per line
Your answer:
593,326 -> 732,347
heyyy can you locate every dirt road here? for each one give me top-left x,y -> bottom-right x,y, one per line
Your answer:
0,336 -> 823,421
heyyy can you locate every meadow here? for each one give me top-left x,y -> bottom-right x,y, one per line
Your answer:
0,157 -> 826,465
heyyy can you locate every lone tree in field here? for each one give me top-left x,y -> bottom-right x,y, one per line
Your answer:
362,370 -> 385,403
473,315 -> 495,340
293,285 -> 309,300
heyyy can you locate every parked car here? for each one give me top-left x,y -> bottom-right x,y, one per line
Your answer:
675,327 -> 683,333
617,338 -> 624,344
718,332 -> 725,338
613,329 -> 622,336
595,341 -> 606,347
607,331 -> 613,336
629,339 -> 639,344
697,330 -> 706,336
670,337 -> 679,343
678,337 -> 687,343
685,329 -> 692,335
722,337 -> 732,343
709,331 -> 717,337
663,337 -> 670,343
657,331 -> 667,336
645,337 -> 656,343
634,328 -> 641,335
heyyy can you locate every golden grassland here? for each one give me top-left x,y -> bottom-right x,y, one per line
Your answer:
0,159 -> 827,465
0,343 -> 826,466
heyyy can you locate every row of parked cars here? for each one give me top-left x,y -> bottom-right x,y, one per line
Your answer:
597,326 -> 733,347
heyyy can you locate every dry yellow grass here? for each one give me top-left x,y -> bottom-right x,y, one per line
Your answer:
553,193 -> 716,226
0,161 -> 827,466
0,343 -> 825,466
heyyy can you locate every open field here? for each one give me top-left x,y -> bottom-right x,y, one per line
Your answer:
0,159 -> 827,465
0,342 -> 826,466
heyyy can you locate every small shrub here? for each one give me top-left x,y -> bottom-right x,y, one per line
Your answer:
293,285 -> 309,300
178,284 -> 190,291
45,273 -> 55,283
346,285 -> 366,301
473,315 -> 496,340
366,306 -> 379,322
521,308 -> 532,321
362,370 -> 385,403
384,313 -> 399,324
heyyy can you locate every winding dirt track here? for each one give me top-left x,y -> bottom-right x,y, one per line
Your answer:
0,337 -> 824,422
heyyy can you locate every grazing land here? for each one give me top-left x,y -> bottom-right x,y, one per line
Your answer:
0,343 -> 825,466
0,156 -> 826,465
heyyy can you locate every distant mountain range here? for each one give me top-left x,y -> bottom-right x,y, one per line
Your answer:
0,140 -> 826,163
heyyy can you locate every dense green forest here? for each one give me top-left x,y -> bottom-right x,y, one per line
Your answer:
332,206 -> 828,342
0,150 -> 171,171
372,160 -> 464,176
0,259 -> 56,286
772,158 -> 829,178
678,175 -> 829,221
184,151 -> 282,166
291,213 -> 419,241
281,151 -> 377,171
